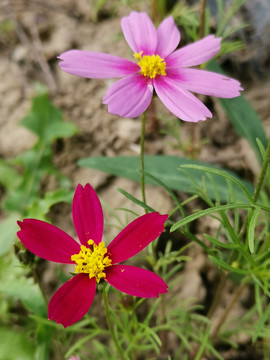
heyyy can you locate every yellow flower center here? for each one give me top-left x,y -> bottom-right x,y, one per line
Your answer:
71,240 -> 112,283
134,52 -> 166,79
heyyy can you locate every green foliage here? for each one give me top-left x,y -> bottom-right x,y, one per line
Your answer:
216,0 -> 247,37
20,93 -> 77,143
0,214 -> 20,257
0,327 -> 35,360
0,92 -> 77,254
79,155 -> 254,203
0,255 -> 47,317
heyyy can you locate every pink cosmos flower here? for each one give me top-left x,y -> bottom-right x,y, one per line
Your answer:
58,11 -> 242,122
17,183 -> 168,328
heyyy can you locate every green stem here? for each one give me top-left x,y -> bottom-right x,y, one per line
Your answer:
239,137 -> 270,241
140,111 -> 147,211
199,0 -> 207,39
253,137 -> 270,202
102,287 -> 125,360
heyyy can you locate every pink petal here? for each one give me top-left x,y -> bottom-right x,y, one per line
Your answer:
102,75 -> 153,118
167,67 -> 243,98
107,213 -> 168,264
58,50 -> 139,79
17,219 -> 80,264
156,16 -> 180,58
166,35 -> 221,68
48,274 -> 96,328
105,265 -> 168,298
121,12 -> 157,55
72,184 -> 103,246
153,75 -> 212,122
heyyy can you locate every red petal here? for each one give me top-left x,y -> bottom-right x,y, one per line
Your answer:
72,184 -> 104,246
105,265 -> 168,298
48,274 -> 96,328
107,213 -> 168,264
17,219 -> 80,264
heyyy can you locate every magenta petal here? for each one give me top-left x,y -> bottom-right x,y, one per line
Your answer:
17,219 -> 80,264
102,75 -> 153,118
105,265 -> 168,298
107,213 -> 167,264
156,16 -> 180,58
166,35 -> 221,68
72,184 -> 103,246
48,274 -> 96,328
59,50 -> 139,79
153,76 -> 212,122
167,68 -> 243,98
121,12 -> 157,55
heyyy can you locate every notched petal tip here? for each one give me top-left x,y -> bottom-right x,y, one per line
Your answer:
17,218 -> 80,264
105,265 -> 168,298
121,11 -> 157,55
17,220 -> 23,228
166,34 -> 222,68
72,182 -> 104,246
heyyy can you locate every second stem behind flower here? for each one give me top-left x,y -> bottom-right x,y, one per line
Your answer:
140,111 -> 147,211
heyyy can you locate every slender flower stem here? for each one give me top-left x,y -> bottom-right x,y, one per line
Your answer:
102,287 -> 125,360
140,111 -> 147,211
199,0 -> 207,39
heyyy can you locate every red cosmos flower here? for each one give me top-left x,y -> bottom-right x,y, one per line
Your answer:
17,184 -> 168,327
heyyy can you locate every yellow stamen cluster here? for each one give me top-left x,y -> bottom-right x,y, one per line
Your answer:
134,51 -> 166,79
71,240 -> 112,283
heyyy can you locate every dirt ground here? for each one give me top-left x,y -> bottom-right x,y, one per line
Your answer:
1,0 -> 270,359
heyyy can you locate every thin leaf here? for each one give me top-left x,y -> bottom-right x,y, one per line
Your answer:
247,209 -> 260,254
252,302 -> 270,342
209,256 -> 250,274
117,187 -> 156,213
204,234 -> 238,250
171,203 -> 252,232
